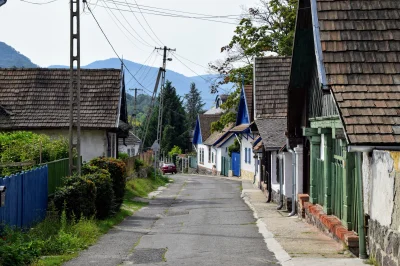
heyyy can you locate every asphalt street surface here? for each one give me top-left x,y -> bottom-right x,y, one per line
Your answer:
65,174 -> 278,266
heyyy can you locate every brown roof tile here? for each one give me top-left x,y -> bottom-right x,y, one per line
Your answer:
199,114 -> 221,142
0,68 -> 122,129
316,0 -> 400,144
254,57 -> 291,120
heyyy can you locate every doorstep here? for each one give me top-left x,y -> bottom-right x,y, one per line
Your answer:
301,198 -> 360,256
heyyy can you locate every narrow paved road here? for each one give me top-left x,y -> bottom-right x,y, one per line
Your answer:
65,174 -> 278,266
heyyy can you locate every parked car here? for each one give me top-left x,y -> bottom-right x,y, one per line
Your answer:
161,163 -> 177,174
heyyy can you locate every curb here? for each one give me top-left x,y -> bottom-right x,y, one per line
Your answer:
241,186 -> 293,265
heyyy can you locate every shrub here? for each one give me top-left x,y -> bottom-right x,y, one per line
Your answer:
118,152 -> 129,160
82,164 -> 114,219
0,228 -> 40,266
87,157 -> 127,210
54,175 -> 96,219
134,158 -> 144,173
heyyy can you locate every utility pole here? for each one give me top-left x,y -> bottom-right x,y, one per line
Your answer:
129,88 -> 143,135
154,46 -> 176,168
69,0 -> 82,175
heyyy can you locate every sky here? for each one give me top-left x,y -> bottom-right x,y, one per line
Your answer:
0,0 -> 258,77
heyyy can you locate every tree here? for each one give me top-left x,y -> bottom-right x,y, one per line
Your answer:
184,82 -> 205,129
168,145 -> 183,156
209,0 -> 297,92
141,81 -> 188,153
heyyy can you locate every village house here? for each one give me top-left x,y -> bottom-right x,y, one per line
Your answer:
0,68 -> 130,162
229,84 -> 257,179
253,56 -> 293,209
192,113 -> 221,174
118,131 -> 141,157
287,0 -> 400,262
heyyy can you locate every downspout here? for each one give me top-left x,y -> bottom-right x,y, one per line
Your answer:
356,152 -> 368,259
253,155 -> 257,184
288,147 -> 297,217
277,154 -> 284,210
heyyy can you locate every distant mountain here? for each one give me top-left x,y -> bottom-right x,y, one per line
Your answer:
0,41 -> 232,108
49,58 -> 234,108
0,42 -> 37,68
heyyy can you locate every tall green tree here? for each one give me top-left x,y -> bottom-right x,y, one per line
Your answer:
184,82 -> 205,129
209,0 -> 297,92
142,81 -> 188,153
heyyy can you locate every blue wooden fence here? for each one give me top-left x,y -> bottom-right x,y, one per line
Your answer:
0,166 -> 48,228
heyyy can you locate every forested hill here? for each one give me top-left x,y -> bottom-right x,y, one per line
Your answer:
0,42 -> 37,68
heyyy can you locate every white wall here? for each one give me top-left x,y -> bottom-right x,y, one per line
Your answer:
119,143 -> 140,157
197,144 -> 214,170
32,129 -> 108,162
283,151 -> 293,197
240,135 -> 255,174
368,150 -> 395,227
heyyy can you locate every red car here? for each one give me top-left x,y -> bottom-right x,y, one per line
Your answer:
161,163 -> 177,174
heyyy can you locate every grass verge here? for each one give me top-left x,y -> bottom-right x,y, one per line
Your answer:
0,175 -> 170,266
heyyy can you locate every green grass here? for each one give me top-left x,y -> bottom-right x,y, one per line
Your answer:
126,175 -> 170,198
0,175 -> 171,266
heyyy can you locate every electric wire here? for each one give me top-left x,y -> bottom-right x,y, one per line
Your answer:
85,2 -> 151,93
125,49 -> 156,87
93,3 -> 239,25
20,0 -> 60,5
101,0 -> 153,48
100,1 -> 150,52
124,0 -> 163,47
109,0 -> 154,47
131,0 -> 164,46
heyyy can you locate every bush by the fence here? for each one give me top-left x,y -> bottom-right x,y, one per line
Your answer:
86,157 -> 127,210
118,152 -> 129,160
54,175 -> 96,219
82,164 -> 114,219
134,158 -> 144,172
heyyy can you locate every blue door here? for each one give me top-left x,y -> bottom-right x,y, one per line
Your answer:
231,152 -> 240,177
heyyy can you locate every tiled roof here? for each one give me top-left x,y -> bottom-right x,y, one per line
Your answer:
119,131 -> 140,146
256,118 -> 287,150
316,0 -> 400,144
199,114 -> 221,142
203,123 -> 233,146
254,57 -> 291,119
230,124 -> 250,133
215,133 -> 234,148
0,68 -> 122,129
244,85 -> 254,121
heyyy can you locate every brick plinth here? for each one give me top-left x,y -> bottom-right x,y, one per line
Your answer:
304,202 -> 359,255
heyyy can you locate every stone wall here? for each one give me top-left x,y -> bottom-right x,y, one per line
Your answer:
369,219 -> 399,266
240,169 -> 254,181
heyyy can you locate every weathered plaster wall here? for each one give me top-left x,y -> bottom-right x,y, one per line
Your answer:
240,169 -> 254,181
32,129 -> 107,162
283,152 -> 293,198
119,143 -> 140,156
366,150 -> 400,266
370,150 -> 394,227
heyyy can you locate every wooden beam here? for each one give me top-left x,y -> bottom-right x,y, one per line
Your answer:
303,127 -> 319,137
332,128 -> 346,140
318,128 -> 331,134
0,161 -> 35,168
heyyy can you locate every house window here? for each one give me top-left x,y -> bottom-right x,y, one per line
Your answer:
249,149 -> 251,164
199,148 -> 205,165
245,148 -> 248,163
212,152 -> 214,163
208,146 -> 211,163
127,149 -> 131,156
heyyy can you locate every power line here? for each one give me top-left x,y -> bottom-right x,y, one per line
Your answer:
101,0 -> 153,48
94,3 -> 239,25
124,0 -> 163,47
102,0 -> 243,20
131,0 -> 164,46
101,1 -> 150,52
20,0 -> 60,5
109,0 -> 153,47
85,2 -> 150,92
171,53 -> 208,82
125,49 -> 156,87
174,53 -> 209,70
